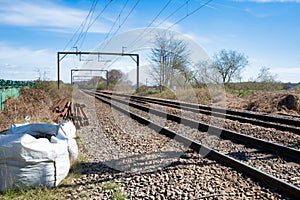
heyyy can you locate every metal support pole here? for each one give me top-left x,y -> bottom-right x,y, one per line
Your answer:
71,71 -> 73,85
58,51 -> 140,90
136,54 -> 140,92
70,69 -> 109,90
57,52 -> 60,90
106,70 -> 109,90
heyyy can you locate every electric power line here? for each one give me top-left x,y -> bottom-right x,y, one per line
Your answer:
63,0 -> 98,51
64,0 -> 114,51
125,0 -> 191,51
76,0 -> 113,49
104,0 -> 129,42
105,0 -> 176,70
167,0 -> 213,30
78,0 -> 100,49
133,0 -> 213,51
100,0 -> 141,51
154,0 -> 191,30
126,0 -> 173,49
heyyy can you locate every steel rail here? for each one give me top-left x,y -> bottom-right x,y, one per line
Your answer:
131,97 -> 300,135
99,91 -> 300,135
89,91 -> 300,199
87,90 -> 300,162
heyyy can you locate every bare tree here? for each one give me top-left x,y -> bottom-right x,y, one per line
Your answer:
256,66 -> 281,91
35,68 -> 49,81
150,32 -> 190,91
212,49 -> 248,84
35,68 -> 42,81
257,66 -> 277,82
194,60 -> 222,86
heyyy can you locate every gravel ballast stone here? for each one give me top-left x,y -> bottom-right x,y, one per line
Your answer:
63,92 -> 288,199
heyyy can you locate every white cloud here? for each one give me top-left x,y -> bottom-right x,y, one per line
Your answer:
0,0 -> 109,33
270,67 -> 300,83
241,59 -> 300,83
0,42 -> 54,80
0,43 -> 54,66
0,42 -> 107,82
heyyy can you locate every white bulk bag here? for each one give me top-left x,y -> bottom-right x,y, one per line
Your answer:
0,121 -> 77,192
57,121 -> 78,164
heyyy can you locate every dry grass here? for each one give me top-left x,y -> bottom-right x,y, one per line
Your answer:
149,88 -> 212,105
0,81 -> 73,132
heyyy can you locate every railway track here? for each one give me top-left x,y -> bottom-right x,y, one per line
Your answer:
83,90 -> 300,198
99,90 -> 300,135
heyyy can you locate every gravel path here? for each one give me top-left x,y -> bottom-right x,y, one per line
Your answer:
59,91 -> 289,199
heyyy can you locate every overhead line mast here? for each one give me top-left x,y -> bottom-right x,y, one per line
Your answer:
57,51 -> 139,91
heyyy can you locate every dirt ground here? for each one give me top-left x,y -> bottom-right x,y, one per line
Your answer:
226,91 -> 300,116
0,87 -> 55,132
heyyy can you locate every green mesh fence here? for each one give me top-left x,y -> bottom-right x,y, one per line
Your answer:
0,88 -> 21,110
0,80 -> 35,110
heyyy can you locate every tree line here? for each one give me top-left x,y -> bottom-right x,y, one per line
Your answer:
95,31 -> 280,93
148,31 -> 279,92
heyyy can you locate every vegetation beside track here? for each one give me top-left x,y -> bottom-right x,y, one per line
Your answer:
0,81 -> 73,131
135,82 -> 300,116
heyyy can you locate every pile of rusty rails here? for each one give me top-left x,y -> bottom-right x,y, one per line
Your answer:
52,97 -> 88,128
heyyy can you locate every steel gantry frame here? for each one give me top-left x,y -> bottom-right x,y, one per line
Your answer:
71,69 -> 109,90
57,51 -> 140,90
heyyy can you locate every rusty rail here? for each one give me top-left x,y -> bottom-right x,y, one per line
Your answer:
52,97 -> 89,128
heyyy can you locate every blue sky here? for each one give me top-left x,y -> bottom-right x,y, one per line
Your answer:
0,0 -> 299,83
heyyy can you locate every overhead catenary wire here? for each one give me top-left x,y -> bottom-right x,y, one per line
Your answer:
78,0 -> 100,49
100,0 -> 141,52
63,0 -> 214,74
150,0 -> 191,32
103,0 -> 130,42
131,0 -> 213,52
167,0 -> 213,30
125,0 -> 192,52
104,0 -> 175,70
126,0 -> 173,50
64,0 -> 114,51
103,0 -> 214,83
63,0 -> 99,51
75,0 -> 113,50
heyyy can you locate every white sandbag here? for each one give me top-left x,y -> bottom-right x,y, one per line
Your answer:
0,121 -> 78,192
